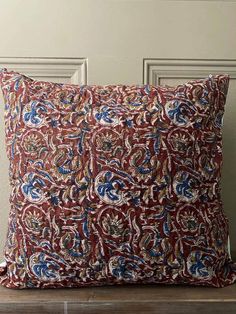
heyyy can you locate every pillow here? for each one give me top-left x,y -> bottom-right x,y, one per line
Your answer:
0,68 -> 235,289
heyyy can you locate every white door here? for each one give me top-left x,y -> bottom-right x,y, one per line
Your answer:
0,0 -> 236,259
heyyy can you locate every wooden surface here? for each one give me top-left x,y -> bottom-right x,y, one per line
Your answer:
0,283 -> 236,314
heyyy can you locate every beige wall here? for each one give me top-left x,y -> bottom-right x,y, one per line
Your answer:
0,0 -> 236,259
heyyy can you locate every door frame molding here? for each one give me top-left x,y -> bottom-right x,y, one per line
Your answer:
0,57 -> 88,84
143,58 -> 236,85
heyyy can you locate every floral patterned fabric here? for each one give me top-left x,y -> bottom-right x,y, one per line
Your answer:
0,68 -> 235,288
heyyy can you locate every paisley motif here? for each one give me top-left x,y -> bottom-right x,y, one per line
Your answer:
93,128 -> 121,153
21,130 -> 47,156
59,230 -> 91,262
176,205 -> 201,234
50,146 -> 81,180
21,204 -> 49,239
167,129 -> 194,155
96,205 -> 131,246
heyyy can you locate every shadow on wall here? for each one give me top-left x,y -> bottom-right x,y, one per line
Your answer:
222,80 -> 236,260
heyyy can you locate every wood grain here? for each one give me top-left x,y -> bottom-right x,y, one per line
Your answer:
0,283 -> 235,314
0,303 -> 63,314
67,302 -> 236,314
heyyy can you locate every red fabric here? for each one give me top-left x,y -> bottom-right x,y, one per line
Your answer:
0,69 -> 235,288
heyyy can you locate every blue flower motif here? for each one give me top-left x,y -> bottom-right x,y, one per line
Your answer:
188,251 -> 213,279
95,106 -> 116,124
23,101 -> 47,126
174,172 -> 198,201
21,173 -> 45,203
30,252 -> 60,280
97,171 -> 124,202
125,119 -> 133,128
23,100 -> 55,127
110,256 -> 137,280
198,90 -> 209,106
166,100 -> 192,126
